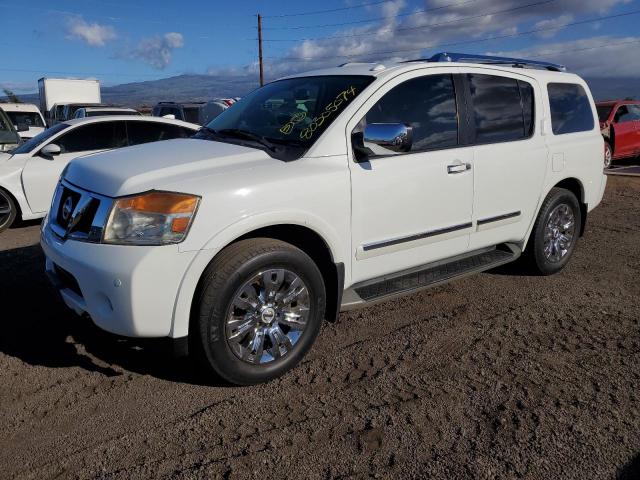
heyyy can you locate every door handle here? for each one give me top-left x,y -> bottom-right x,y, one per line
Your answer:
447,163 -> 471,174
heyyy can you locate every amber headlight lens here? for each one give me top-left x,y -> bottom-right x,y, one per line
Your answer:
103,192 -> 200,245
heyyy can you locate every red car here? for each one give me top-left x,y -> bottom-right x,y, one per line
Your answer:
597,100 -> 640,168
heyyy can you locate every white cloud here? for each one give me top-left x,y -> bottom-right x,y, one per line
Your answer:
533,14 -> 574,38
66,16 -> 116,47
127,32 -> 184,69
489,35 -> 640,77
272,0 -> 632,73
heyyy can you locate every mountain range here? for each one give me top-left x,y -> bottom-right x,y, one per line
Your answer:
3,73 -> 638,107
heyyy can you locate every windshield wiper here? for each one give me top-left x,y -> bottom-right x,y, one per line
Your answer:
216,128 -> 277,153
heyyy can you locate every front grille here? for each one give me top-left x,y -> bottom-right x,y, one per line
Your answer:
53,263 -> 83,298
50,181 -> 111,242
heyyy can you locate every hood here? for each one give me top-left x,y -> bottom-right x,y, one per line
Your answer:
64,138 -> 276,197
0,152 -> 11,163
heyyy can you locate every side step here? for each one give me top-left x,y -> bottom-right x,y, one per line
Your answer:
341,244 -> 521,310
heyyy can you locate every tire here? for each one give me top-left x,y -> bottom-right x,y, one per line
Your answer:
191,238 -> 326,385
604,141 -> 613,169
525,187 -> 582,276
0,189 -> 17,233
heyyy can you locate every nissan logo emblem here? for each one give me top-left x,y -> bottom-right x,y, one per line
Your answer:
61,196 -> 74,222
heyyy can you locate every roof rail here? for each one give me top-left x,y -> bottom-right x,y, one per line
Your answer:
406,52 -> 566,72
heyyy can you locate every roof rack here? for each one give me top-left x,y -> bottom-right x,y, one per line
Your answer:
405,52 -> 566,72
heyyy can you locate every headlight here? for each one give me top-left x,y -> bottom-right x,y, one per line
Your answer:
103,191 -> 200,245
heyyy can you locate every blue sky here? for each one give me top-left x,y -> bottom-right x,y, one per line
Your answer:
2,0 -> 640,93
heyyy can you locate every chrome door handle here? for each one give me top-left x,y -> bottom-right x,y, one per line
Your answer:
447,163 -> 471,174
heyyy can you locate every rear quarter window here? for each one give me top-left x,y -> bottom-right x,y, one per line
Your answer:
548,83 -> 595,135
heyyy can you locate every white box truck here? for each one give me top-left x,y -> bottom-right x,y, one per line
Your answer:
38,78 -> 101,125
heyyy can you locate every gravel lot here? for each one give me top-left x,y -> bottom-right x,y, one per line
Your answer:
1,175 -> 639,480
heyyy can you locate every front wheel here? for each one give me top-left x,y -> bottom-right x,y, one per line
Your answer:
191,238 -> 326,385
0,189 -> 17,233
525,188 -> 582,276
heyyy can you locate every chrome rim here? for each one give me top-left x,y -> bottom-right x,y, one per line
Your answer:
544,203 -> 576,263
226,268 -> 310,365
0,191 -> 12,229
604,144 -> 612,168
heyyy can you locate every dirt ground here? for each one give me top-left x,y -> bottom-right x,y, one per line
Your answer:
1,175 -> 639,480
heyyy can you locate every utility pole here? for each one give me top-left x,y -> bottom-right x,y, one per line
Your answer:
257,14 -> 264,86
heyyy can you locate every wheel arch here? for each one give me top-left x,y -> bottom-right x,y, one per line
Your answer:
523,176 -> 588,251
171,221 -> 345,341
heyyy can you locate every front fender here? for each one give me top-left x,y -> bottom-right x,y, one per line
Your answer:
169,211 -> 346,338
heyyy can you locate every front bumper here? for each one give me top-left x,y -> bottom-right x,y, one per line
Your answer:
41,222 -> 198,337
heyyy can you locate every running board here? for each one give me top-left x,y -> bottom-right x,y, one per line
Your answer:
341,244 -> 521,310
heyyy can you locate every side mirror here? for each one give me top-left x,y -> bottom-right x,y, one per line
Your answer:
40,143 -> 61,157
16,123 -> 29,132
162,114 -> 176,120
352,123 -> 413,161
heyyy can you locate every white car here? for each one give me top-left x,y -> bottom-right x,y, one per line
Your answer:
0,103 -> 47,140
0,116 -> 199,231
73,107 -> 141,119
41,53 -> 606,385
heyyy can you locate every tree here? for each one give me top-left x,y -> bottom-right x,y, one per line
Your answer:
2,88 -> 21,103
624,96 -> 635,101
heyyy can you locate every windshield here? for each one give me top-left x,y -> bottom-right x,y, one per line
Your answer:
597,105 -> 613,122
12,123 -> 69,154
6,111 -> 44,128
198,75 -> 374,160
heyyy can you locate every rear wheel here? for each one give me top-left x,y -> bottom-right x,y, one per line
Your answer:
0,189 -> 17,233
525,188 -> 581,276
604,141 -> 613,169
191,238 -> 326,385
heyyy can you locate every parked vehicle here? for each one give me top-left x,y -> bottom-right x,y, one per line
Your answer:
0,103 -> 46,140
152,101 -> 227,125
0,108 -> 21,152
38,78 -> 101,125
0,116 -> 199,232
596,100 -> 640,168
74,107 -> 141,118
41,53 -> 606,385
62,103 -> 106,122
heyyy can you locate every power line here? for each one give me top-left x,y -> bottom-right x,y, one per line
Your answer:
267,8 -> 640,62
261,0 -> 477,30
263,0 -> 556,42
261,0 -> 393,18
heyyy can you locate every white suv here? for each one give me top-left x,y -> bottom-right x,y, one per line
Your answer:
41,53 -> 606,385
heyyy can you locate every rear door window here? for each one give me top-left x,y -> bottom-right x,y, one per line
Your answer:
547,83 -> 594,135
467,74 -> 533,143
54,121 -> 127,153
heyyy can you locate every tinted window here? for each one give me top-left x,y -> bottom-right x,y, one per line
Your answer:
126,121 -> 192,145
548,83 -> 594,135
614,105 -> 640,123
54,121 -> 127,153
468,74 -> 530,143
362,74 -> 458,151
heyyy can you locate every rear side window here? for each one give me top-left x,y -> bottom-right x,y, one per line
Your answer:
468,74 -> 534,143
126,121 -> 193,145
548,83 -> 594,135
363,74 -> 458,151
